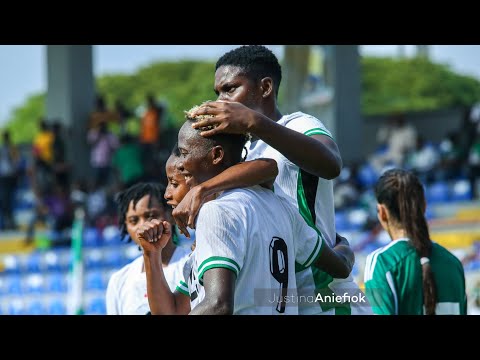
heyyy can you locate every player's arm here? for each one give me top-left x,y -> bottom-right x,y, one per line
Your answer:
138,220 -> 190,315
173,158 -> 278,235
364,254 -> 396,315
294,215 -> 350,279
332,233 -> 355,274
189,268 -> 236,315
311,239 -> 351,279
190,101 -> 342,179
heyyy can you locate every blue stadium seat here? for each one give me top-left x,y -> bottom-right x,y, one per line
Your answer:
27,301 -> 46,315
44,251 -> 63,272
26,252 -> 43,273
7,300 -> 25,315
47,273 -> 68,293
85,271 -> 106,291
451,180 -> 472,201
427,181 -> 450,203
83,227 -> 102,247
347,209 -> 368,232
25,274 -> 45,294
102,226 -> 121,246
48,299 -> 67,315
86,297 -> 106,315
6,275 -> 22,295
335,211 -> 350,232
3,255 -> 21,274
85,249 -> 104,269
357,164 -> 378,189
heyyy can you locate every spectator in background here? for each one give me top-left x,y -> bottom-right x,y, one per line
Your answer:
140,94 -> 162,148
437,131 -> 465,181
88,94 -> 120,130
105,182 -> 190,315
364,168 -> 467,315
0,131 -> 20,230
87,121 -> 119,188
32,119 -> 54,195
405,134 -> 440,184
371,113 -> 417,172
140,94 -> 163,179
467,130 -> 480,199
85,178 -> 108,228
25,184 -> 74,246
114,99 -> 133,136
51,121 -> 70,189
111,134 -> 145,190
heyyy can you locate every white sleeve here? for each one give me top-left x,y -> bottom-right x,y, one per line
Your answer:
105,273 -> 120,315
194,202 -> 246,284
291,204 -> 324,271
286,114 -> 333,139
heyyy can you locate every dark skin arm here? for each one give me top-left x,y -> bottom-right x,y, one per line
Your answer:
173,158 -> 278,236
189,268 -> 236,315
190,101 -> 342,179
312,233 -> 354,279
137,219 -> 191,315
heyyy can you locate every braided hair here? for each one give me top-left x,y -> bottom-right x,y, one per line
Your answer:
375,168 -> 437,315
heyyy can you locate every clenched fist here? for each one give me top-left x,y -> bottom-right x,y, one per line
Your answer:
136,219 -> 172,253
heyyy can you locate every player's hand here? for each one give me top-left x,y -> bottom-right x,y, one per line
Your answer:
189,100 -> 256,136
335,233 -> 350,247
334,233 -> 355,274
136,219 -> 172,254
172,185 -> 206,238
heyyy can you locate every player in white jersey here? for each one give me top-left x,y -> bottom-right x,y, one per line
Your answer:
136,115 -> 352,315
175,45 -> 371,315
105,182 -> 190,315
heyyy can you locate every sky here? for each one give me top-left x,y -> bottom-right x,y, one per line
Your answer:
1,45 -> 480,127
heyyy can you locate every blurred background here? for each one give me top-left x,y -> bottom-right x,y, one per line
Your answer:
0,45 -> 479,315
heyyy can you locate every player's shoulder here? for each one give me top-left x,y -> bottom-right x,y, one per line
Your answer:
431,242 -> 464,270
281,111 -> 331,136
211,186 -> 267,206
365,239 -> 413,278
281,111 -> 322,126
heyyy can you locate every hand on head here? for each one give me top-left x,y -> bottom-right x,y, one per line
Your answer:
189,101 -> 255,137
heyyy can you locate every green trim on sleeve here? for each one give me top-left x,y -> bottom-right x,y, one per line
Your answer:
176,281 -> 189,296
304,128 -> 333,139
198,256 -> 240,276
197,256 -> 241,285
198,264 -> 239,286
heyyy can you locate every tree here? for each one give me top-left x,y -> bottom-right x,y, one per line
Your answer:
5,93 -> 45,144
362,56 -> 480,115
4,57 -> 480,144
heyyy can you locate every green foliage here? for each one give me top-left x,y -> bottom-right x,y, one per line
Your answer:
4,56 -> 480,144
4,93 -> 45,144
362,56 -> 480,115
97,61 -> 216,127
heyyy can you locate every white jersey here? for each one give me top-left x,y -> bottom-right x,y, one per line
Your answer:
177,186 -> 323,315
246,111 -> 371,315
106,246 -> 190,315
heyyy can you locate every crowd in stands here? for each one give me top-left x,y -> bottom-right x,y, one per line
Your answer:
0,93 -> 175,247
333,107 -> 480,222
